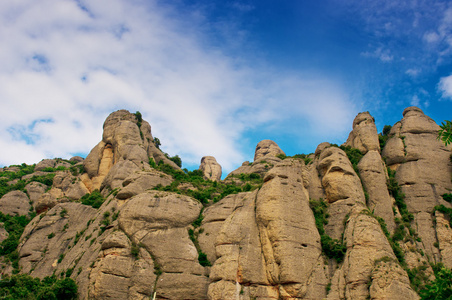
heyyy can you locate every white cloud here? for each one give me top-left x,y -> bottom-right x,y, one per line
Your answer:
438,74 -> 452,100
411,95 -> 420,106
406,68 -> 420,77
0,0 -> 355,173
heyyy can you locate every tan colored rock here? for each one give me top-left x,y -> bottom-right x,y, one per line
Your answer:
0,226 -> 8,243
256,159 -> 327,298
19,202 -> 98,276
328,207 -> 417,300
209,190 -> 268,288
35,159 -> 56,171
254,139 -> 286,161
370,259 -> 420,300
34,192 -> 58,214
100,160 -> 140,193
382,106 -> 452,260
156,273 -> 209,299
0,190 -> 30,216
435,211 -> 452,268
358,150 -> 395,233
199,192 -> 250,263
199,156 -> 222,181
84,110 -> 179,192
25,182 -> 47,203
35,159 -> 71,171
117,190 -> 208,298
116,170 -> 173,200
317,146 -> 366,239
344,111 -> 380,154
227,140 -> 285,178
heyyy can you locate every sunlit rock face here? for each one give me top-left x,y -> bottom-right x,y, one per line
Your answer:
199,156 -> 222,181
0,106 -> 450,299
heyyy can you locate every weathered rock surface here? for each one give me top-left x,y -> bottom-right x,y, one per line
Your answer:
227,140 -> 285,178
344,111 -> 380,154
382,106 -> 452,261
25,182 -> 47,203
328,207 -> 417,299
84,110 -> 179,192
199,156 -> 222,181
0,107 -> 450,300
358,150 -> 396,233
317,146 -> 366,239
0,190 -> 31,215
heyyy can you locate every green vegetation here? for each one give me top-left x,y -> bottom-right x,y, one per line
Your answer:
433,205 -> 452,227
420,265 -> 452,299
0,274 -> 77,300
0,212 -> 35,273
153,161 -> 262,205
276,153 -> 313,165
309,199 -> 346,263
379,125 -> 392,150
153,137 -> 161,149
131,242 -> 140,259
441,193 -> 452,203
339,145 -> 364,174
41,166 -> 67,172
134,111 -> 143,128
437,120 -> 452,146
169,155 -> 182,168
80,190 -> 105,209
188,209 -> 211,267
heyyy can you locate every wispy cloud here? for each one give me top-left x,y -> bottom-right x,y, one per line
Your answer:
438,74 -> 452,100
0,0 -> 356,172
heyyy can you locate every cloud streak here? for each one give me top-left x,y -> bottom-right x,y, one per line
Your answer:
0,0 -> 356,173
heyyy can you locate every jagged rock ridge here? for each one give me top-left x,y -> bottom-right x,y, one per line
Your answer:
0,107 -> 450,299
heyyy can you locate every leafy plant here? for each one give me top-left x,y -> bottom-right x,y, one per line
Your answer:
420,267 -> 452,299
80,190 -> 105,209
442,193 -> 452,203
0,274 -> 78,300
437,120 -> 452,146
309,199 -> 346,263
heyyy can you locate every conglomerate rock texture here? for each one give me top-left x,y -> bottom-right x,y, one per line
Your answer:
0,107 -> 451,300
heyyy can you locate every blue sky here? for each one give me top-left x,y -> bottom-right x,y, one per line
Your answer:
0,0 -> 451,175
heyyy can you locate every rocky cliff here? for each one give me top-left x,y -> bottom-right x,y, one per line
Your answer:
0,107 -> 451,299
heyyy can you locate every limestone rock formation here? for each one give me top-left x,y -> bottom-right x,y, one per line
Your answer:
382,106 -> 452,263
84,110 -> 179,192
0,190 -> 31,215
199,156 -> 222,181
358,150 -> 396,233
0,107 -> 450,300
344,111 -> 380,154
227,139 -> 285,177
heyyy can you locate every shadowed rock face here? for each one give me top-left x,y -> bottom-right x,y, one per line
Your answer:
2,107 -> 451,299
199,156 -> 222,181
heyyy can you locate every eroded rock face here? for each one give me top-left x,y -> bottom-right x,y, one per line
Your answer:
328,207 -> 417,299
0,190 -> 31,215
227,140 -> 285,177
3,106 -> 451,300
208,159 -> 328,299
317,146 -> 366,239
358,150 -> 396,233
118,190 -> 208,299
382,106 -> 452,261
344,111 -> 380,154
84,110 -> 179,192
199,156 -> 222,181
254,139 -> 286,161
